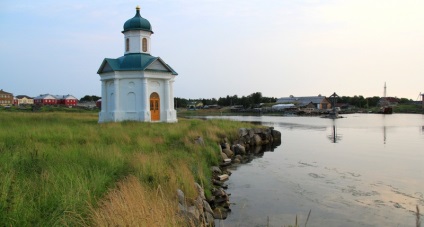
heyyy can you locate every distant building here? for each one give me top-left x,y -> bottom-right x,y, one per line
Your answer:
96,99 -> 101,108
54,95 -> 78,106
97,6 -> 178,123
34,94 -> 58,105
378,97 -> 399,107
34,94 -> 78,106
15,95 -> 34,105
276,95 -> 332,110
0,89 -> 13,106
271,103 -> 296,110
34,94 -> 57,105
187,101 -> 203,109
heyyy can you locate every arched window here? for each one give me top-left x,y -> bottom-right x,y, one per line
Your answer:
125,38 -> 129,52
142,38 -> 148,52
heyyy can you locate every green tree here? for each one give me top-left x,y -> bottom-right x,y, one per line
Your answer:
249,92 -> 262,105
80,95 -> 101,102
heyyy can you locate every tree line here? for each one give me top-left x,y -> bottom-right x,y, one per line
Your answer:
337,96 -> 411,108
80,93 -> 414,109
175,92 -> 277,109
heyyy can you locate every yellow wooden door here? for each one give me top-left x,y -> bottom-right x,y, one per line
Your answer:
150,92 -> 160,121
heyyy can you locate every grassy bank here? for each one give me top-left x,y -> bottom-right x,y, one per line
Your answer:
0,112 -> 254,226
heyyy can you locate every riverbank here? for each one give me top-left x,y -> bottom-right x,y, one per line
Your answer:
177,104 -> 424,117
0,112 -> 259,226
206,114 -> 424,226
175,127 -> 281,225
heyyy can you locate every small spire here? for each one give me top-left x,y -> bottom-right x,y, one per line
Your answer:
135,5 -> 141,17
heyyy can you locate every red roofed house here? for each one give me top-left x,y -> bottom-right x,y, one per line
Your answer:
34,94 -> 78,106
34,94 -> 57,105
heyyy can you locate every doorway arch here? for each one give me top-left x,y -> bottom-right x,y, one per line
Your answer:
150,92 -> 160,121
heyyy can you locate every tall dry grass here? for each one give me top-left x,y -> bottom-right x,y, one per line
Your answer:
90,175 -> 185,227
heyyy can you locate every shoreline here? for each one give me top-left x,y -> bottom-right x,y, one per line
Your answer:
176,127 -> 282,225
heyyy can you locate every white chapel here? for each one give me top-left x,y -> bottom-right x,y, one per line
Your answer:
97,6 -> 178,123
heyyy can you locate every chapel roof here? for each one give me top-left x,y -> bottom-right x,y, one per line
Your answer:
97,53 -> 178,75
122,6 -> 153,33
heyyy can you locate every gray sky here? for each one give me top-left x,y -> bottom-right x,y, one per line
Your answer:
1,0 -> 423,100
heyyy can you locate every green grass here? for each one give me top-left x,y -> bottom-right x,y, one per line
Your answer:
393,104 -> 424,113
0,112 -> 254,226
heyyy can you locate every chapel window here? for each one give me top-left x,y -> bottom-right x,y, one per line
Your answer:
142,38 -> 147,52
125,38 -> 129,52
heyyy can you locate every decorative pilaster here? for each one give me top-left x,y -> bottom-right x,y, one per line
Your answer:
164,80 -> 170,111
114,79 -> 120,112
142,78 -> 149,111
170,79 -> 175,109
140,78 -> 150,121
101,81 -> 107,112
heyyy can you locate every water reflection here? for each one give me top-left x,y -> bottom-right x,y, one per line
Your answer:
327,125 -> 340,143
383,126 -> 387,144
326,120 -> 342,143
195,114 -> 424,226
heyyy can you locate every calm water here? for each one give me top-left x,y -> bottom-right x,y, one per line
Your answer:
205,114 -> 424,227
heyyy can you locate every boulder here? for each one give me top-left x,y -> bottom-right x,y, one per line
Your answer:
271,129 -> 281,140
211,166 -> 222,175
252,145 -> 262,154
178,210 -> 199,226
212,179 -> 223,186
222,148 -> 234,158
223,158 -> 231,164
195,183 -> 206,200
188,205 -> 200,220
177,189 -> 185,205
234,144 -> 246,155
195,196 -> 204,216
222,137 -> 229,144
178,202 -> 186,212
203,200 -> 214,215
213,207 -> 228,219
238,128 -> 248,137
204,212 -> 215,226
212,188 -> 226,197
220,152 -> 228,160
251,134 -> 263,146
216,174 -> 229,181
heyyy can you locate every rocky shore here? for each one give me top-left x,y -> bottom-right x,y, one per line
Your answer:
177,127 -> 281,226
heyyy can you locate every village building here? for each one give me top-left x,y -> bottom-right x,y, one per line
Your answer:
276,95 -> 332,110
34,94 -> 78,106
34,94 -> 57,105
54,95 -> 78,106
97,6 -> 178,123
378,97 -> 399,107
0,89 -> 13,106
14,95 -> 34,105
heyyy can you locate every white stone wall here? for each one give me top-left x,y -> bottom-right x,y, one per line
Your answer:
99,70 -> 177,123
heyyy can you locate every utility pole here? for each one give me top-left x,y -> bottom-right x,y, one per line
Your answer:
384,82 -> 387,98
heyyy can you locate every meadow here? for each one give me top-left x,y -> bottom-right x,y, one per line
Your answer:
0,112 -> 254,226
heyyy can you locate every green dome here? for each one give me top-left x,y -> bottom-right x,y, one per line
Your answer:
122,7 -> 153,33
